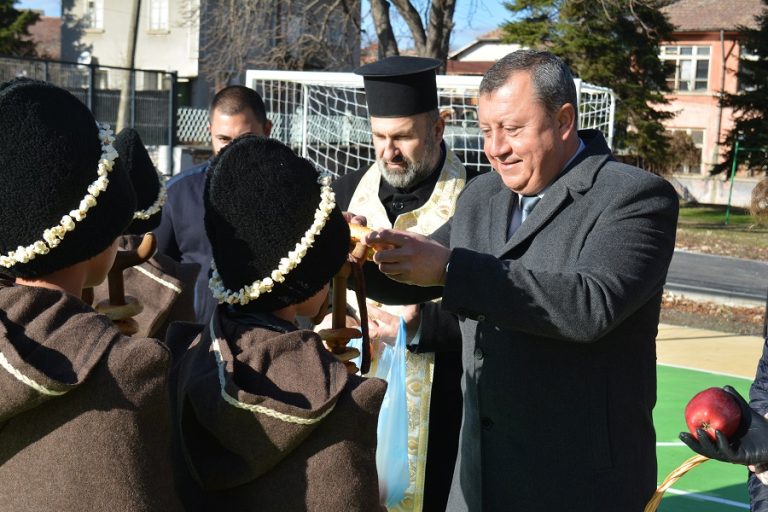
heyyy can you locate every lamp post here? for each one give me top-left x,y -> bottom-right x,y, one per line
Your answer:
725,138 -> 740,225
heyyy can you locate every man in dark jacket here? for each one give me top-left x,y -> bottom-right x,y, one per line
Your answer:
155,85 -> 272,325
366,50 -> 679,511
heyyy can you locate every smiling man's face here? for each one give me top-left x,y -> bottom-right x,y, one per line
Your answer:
478,71 -> 574,195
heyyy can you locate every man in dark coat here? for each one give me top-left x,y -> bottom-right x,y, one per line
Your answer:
366,50 -> 679,511
167,135 -> 385,511
0,79 -> 181,511
155,85 -> 272,325
331,56 -> 480,511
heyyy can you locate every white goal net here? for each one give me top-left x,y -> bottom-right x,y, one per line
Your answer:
245,69 -> 615,178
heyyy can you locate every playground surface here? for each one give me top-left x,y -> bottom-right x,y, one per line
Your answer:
655,324 -> 764,511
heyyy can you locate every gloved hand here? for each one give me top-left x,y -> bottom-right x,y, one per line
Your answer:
679,385 -> 768,466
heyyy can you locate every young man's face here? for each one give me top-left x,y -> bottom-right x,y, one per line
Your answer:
370,112 -> 444,189
478,71 -> 575,195
209,108 -> 272,155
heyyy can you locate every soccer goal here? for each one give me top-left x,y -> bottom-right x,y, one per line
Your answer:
245,69 -> 615,178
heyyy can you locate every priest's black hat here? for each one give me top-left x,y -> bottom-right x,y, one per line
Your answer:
0,78 -> 135,278
355,55 -> 441,117
204,135 -> 349,312
114,128 -> 166,235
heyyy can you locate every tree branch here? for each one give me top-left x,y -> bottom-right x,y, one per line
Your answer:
370,0 -> 400,57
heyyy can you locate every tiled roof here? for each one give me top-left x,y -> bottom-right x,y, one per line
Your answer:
25,16 -> 61,59
446,60 -> 493,75
478,28 -> 503,40
662,0 -> 764,32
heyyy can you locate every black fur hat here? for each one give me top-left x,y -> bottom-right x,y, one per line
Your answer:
0,78 -> 136,278
114,128 -> 165,234
204,135 -> 349,312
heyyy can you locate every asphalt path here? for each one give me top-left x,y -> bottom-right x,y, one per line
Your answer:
666,250 -> 768,303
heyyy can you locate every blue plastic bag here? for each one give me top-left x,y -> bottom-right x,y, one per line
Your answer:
374,317 -> 410,507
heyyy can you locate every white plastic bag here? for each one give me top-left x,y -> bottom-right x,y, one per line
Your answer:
374,316 -> 410,507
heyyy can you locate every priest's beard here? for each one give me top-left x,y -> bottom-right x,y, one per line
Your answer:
377,137 -> 438,189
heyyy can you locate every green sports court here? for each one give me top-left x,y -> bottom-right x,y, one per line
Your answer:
654,324 -> 766,511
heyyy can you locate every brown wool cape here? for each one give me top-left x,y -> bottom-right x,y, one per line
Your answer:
91,234 -> 200,340
0,278 -> 182,511
168,308 -> 387,511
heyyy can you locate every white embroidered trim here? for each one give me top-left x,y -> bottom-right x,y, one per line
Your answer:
133,171 -> 167,220
0,351 -> 68,396
0,123 -> 119,269
134,265 -> 182,293
208,174 -> 336,306
210,320 -> 335,425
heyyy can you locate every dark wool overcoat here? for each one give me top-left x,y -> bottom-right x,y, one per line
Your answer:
168,308 -> 387,512
433,130 -> 679,512
0,278 -> 182,511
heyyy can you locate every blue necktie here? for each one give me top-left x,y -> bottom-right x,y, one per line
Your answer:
520,195 -> 541,224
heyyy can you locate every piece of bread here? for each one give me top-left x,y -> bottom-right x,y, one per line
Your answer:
348,223 -> 395,260
348,223 -> 377,261
349,223 -> 374,244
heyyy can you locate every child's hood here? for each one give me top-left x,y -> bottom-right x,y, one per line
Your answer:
173,312 -> 350,491
0,278 -> 117,421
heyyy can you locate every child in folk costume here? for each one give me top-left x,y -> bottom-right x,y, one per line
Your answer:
90,128 -> 199,340
168,135 -> 386,511
0,79 -> 181,510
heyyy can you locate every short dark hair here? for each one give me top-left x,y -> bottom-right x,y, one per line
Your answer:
480,50 -> 578,126
210,85 -> 268,125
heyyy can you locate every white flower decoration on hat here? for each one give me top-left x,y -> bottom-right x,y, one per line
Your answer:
208,174 -> 336,306
0,123 -> 118,269
133,171 -> 167,220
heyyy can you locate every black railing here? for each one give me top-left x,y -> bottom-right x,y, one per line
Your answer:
0,54 -> 177,173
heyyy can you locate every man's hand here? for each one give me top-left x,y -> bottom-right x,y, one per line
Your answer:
366,228 -> 450,287
679,386 -> 768,466
342,211 -> 367,226
368,304 -> 420,346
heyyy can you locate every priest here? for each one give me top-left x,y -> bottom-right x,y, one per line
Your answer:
331,55 -> 481,512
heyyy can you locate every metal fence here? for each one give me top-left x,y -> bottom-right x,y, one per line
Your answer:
0,55 -> 177,173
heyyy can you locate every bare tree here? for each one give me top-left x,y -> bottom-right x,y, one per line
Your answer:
369,0 -> 457,66
185,0 -> 361,90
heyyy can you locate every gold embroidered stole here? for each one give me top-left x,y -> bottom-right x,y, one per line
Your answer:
347,149 -> 466,512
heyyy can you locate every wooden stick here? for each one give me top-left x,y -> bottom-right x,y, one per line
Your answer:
94,233 -> 157,335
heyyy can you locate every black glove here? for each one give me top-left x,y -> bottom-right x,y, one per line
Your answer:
679,385 -> 768,466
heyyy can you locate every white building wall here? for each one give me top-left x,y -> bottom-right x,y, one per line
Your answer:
65,0 -> 199,78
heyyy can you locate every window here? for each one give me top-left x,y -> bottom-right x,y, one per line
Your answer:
738,45 -> 759,92
661,45 -> 710,92
669,128 -> 704,173
149,0 -> 169,32
85,0 -> 104,30
94,70 -> 109,89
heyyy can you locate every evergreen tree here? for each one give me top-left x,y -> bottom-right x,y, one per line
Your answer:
0,0 -> 40,57
502,0 -> 676,171
719,0 -> 768,174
